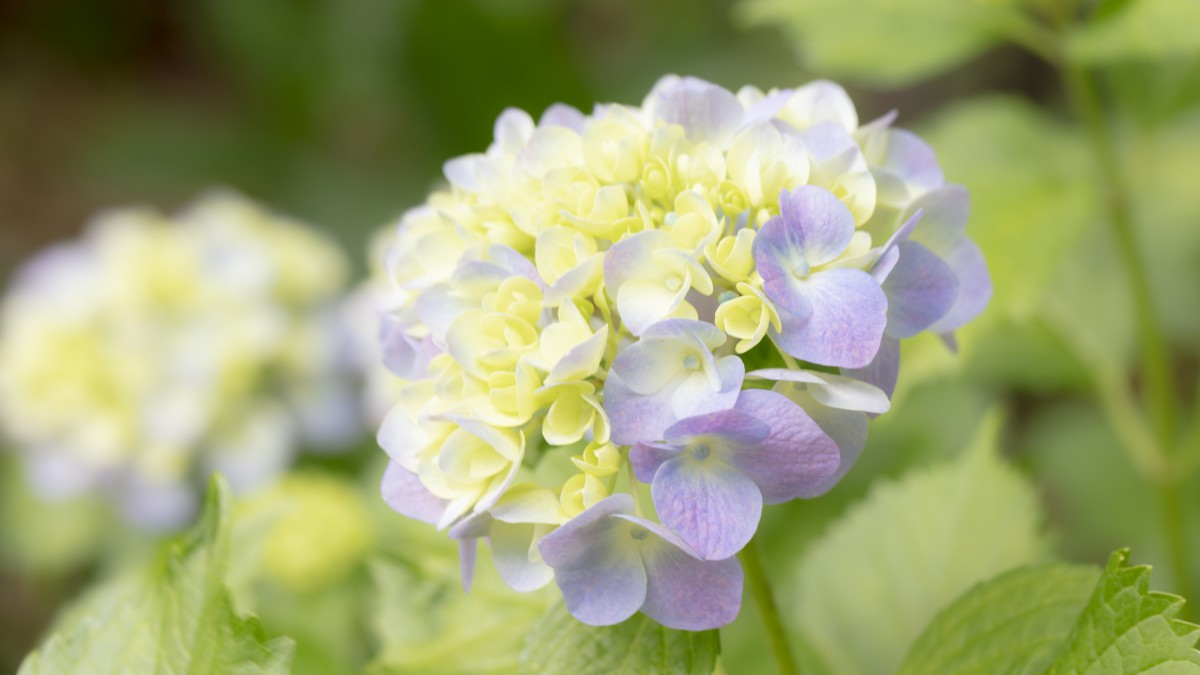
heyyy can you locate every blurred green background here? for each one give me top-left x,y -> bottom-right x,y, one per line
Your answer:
2,0 -> 1198,673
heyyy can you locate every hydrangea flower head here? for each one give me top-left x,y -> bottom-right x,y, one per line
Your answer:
0,191 -> 360,528
375,76 -> 990,629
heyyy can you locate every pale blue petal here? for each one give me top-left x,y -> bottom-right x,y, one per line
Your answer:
762,274 -> 814,318
613,337 -> 689,395
745,368 -> 889,414
460,539 -> 478,592
883,240 -> 959,339
447,511 -> 493,539
842,335 -> 901,399
771,268 -> 888,368
907,184 -> 969,257
380,321 -> 441,380
927,237 -> 991,333
641,319 -> 727,350
603,230 -> 673,298
789,390 -> 868,496
879,129 -> 944,197
490,521 -> 554,592
539,495 -> 647,626
639,538 -> 744,631
651,457 -> 762,560
616,281 -> 687,336
730,389 -> 841,502
668,355 -> 744,419
778,185 -> 857,267
604,370 -> 679,444
443,154 -> 485,191
540,103 -> 585,131
663,408 -> 770,445
630,442 -> 682,483
381,461 -> 446,525
649,75 -> 745,147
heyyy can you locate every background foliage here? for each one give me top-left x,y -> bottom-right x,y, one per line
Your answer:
2,0 -> 1199,672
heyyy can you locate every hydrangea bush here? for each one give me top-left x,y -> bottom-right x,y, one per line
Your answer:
0,192 -> 360,529
376,75 -> 991,629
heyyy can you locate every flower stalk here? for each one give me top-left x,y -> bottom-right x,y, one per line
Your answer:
739,538 -> 799,675
1062,61 -> 1192,611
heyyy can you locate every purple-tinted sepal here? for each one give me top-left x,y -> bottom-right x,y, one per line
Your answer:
603,320 -> 744,445
460,538 -> 478,592
381,461 -> 446,525
380,318 -> 440,379
755,186 -> 888,368
927,237 -> 991,333
490,521 -> 555,592
744,368 -> 890,414
882,241 -> 958,339
538,495 -> 743,630
841,336 -> 901,400
901,186 -> 991,333
629,390 -> 839,559
745,369 -> 883,492
646,75 -> 745,147
540,103 -> 585,132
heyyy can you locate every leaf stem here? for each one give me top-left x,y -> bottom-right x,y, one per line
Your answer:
1062,63 -> 1191,609
739,537 -> 799,675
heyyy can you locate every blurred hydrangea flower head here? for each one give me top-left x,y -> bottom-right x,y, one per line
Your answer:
0,191 -> 360,529
375,76 -> 990,629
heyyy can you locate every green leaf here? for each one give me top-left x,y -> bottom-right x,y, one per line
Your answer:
520,602 -> 720,675
1068,0 -> 1200,64
368,544 -> 555,674
900,550 -> 1200,674
19,476 -> 294,675
786,410 -> 1046,674
1046,549 -> 1200,674
736,0 -> 1028,86
899,563 -> 1103,674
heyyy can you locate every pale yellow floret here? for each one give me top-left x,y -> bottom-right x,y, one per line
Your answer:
705,229 -> 758,284
527,300 -> 607,383
484,276 -> 544,328
445,310 -> 539,380
492,483 -> 570,525
582,105 -> 650,184
534,227 -> 599,286
537,381 -> 609,447
420,422 -> 524,528
570,440 -> 622,477
714,283 -> 783,354
668,190 -> 724,254
560,472 -> 610,518
727,124 -> 809,219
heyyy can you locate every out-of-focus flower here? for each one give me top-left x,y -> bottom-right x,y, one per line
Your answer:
237,473 -> 373,591
374,76 -> 990,629
0,191 -> 360,529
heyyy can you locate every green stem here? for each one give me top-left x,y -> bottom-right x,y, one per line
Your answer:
1160,484 -> 1191,603
739,538 -> 799,675
1063,64 -> 1191,608
1063,65 -> 1178,447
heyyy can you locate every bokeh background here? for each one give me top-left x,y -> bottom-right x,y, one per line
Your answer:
2,0 -> 1198,672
